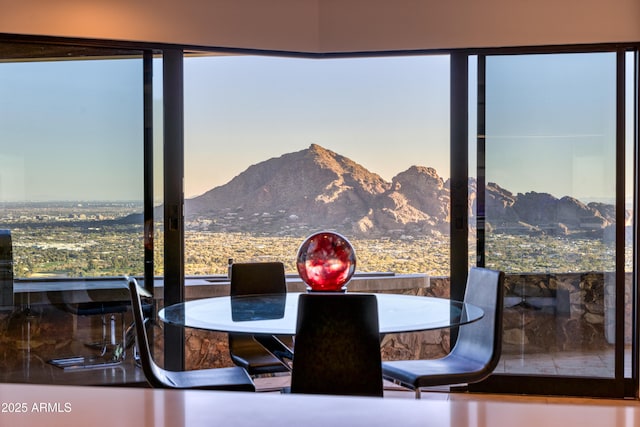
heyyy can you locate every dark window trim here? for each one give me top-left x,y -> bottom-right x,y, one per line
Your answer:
162,49 -> 186,371
634,49 -> 640,398
1,31 -> 640,60
449,53 -> 469,303
143,52 -> 154,296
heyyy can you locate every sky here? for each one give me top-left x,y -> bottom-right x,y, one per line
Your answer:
182,52 -> 628,203
0,58 -> 143,201
484,53 -> 620,203
182,54 -> 451,198
0,51 -> 634,204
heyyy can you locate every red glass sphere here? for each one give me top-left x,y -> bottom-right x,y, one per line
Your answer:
296,231 -> 356,292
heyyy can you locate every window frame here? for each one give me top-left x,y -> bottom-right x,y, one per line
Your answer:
1,33 -> 638,397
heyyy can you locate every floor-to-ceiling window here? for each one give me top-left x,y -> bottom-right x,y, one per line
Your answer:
167,52 -> 456,370
0,45 -> 145,279
0,36 -> 637,397
182,54 -> 452,278
0,41 -> 147,382
471,50 -> 635,397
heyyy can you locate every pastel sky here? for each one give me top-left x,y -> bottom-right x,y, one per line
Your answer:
0,51 -> 633,204
182,54 -> 451,198
484,53 -> 620,203
0,58 -> 143,201
182,52 -> 628,204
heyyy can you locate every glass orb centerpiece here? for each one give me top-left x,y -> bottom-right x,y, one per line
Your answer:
296,231 -> 356,292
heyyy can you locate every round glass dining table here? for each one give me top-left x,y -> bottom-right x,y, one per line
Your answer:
159,292 -> 483,335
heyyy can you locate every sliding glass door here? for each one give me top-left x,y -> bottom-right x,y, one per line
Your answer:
0,40 -> 148,382
472,50 -> 635,397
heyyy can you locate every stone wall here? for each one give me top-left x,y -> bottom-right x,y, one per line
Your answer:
379,276 -> 451,361
0,271 -> 626,382
424,272 -> 627,356
175,271 -> 627,370
177,274 -> 447,369
0,304 -> 134,381
501,271 -> 630,353
176,274 -> 454,369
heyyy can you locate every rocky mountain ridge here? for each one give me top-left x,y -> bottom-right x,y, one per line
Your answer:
185,144 -> 623,238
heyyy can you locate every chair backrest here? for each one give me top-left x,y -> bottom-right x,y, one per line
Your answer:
230,262 -> 286,296
290,293 -> 383,397
128,278 -> 171,388
452,267 -> 505,377
228,262 -> 291,375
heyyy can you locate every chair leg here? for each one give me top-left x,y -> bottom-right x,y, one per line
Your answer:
89,314 -> 126,361
84,314 -> 108,355
110,313 -> 126,362
124,319 -> 141,366
415,388 -> 421,399
126,316 -> 151,367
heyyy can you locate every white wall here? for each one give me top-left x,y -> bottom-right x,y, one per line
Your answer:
0,0 -> 638,51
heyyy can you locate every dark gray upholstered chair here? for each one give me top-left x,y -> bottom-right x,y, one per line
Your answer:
382,267 -> 504,398
290,293 -> 383,397
128,278 -> 255,391
228,262 -> 292,375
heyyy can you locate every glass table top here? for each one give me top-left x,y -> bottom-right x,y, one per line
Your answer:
159,292 -> 483,335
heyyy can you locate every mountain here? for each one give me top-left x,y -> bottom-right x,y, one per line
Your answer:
186,144 -> 392,236
358,165 -> 449,236
185,144 -> 619,238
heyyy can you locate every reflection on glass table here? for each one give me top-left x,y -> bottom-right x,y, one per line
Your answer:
159,292 -> 483,335
230,294 -> 286,322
